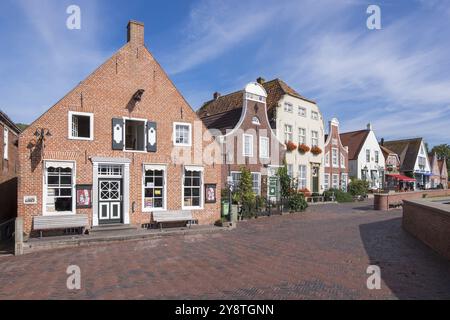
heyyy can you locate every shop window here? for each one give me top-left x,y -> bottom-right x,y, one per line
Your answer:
45,162 -> 74,214
143,166 -> 166,211
183,167 -> 203,209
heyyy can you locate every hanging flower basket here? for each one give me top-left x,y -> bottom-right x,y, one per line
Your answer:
298,144 -> 310,154
311,146 -> 322,155
285,141 -> 297,152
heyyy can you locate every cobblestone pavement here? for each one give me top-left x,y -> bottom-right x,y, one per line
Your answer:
1,200 -> 449,300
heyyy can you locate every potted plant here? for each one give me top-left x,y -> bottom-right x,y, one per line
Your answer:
311,146 -> 322,155
298,144 -> 310,154
285,141 -> 297,152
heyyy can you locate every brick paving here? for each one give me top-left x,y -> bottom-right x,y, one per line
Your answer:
1,200 -> 449,300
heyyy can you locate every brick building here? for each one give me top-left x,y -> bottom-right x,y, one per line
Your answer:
197,82 -> 285,197
0,110 -> 20,224
429,152 -> 448,189
323,118 -> 349,191
17,21 -> 221,237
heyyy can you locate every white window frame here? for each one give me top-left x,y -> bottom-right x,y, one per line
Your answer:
182,166 -> 204,210
3,127 -> 8,160
142,164 -> 167,212
311,111 -> 319,120
284,102 -> 293,113
332,148 -> 338,167
311,130 -> 319,147
298,107 -> 306,117
284,124 -> 293,142
366,149 -> 371,163
68,111 -> 94,141
43,160 -> 76,216
332,174 -> 339,189
324,174 -> 330,190
298,165 -> 307,189
173,122 -> 192,147
341,153 -> 346,168
243,134 -> 254,157
252,116 -> 261,125
231,171 -> 242,191
325,152 -> 330,167
287,164 -> 294,178
259,136 -> 269,159
298,128 -> 306,145
123,117 -> 148,153
251,172 -> 262,195
375,150 -> 379,164
341,173 -> 348,192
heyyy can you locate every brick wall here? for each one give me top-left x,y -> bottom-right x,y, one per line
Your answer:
17,21 -> 221,236
374,189 -> 450,210
324,119 -> 349,189
0,121 -> 19,223
403,200 -> 450,260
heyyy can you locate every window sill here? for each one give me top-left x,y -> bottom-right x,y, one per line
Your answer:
142,208 -> 166,213
173,143 -> 192,147
68,137 -> 93,141
182,206 -> 203,211
42,211 -> 76,216
123,149 -> 147,153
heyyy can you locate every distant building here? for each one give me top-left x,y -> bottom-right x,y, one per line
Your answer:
382,138 -> 432,190
380,142 -> 415,191
197,81 -> 285,197
0,110 -> 20,224
340,124 -> 386,190
429,152 -> 448,189
323,118 -> 349,191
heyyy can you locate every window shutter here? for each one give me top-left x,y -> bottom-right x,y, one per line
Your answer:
147,121 -> 157,152
112,118 -> 124,150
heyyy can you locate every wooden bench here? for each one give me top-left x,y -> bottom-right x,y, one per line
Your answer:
153,211 -> 193,230
33,214 -> 89,237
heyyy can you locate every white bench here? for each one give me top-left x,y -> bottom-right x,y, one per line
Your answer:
33,214 -> 89,237
153,211 -> 193,230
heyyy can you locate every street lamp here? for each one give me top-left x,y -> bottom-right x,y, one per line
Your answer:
34,128 -> 52,158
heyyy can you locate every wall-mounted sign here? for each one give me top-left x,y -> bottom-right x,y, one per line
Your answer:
76,185 -> 92,209
205,184 -> 217,204
23,196 -> 37,205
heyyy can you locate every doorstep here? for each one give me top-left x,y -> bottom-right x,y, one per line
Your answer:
21,225 -> 234,255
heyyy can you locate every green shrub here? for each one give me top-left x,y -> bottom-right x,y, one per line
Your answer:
324,188 -> 353,203
288,192 -> 308,212
348,179 -> 369,197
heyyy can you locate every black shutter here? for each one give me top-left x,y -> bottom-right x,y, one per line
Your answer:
147,121 -> 157,152
112,118 -> 124,150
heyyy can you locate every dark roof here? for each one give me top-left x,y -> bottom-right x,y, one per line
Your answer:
382,138 -> 424,172
197,78 -> 316,131
0,110 -> 21,134
339,130 -> 370,160
380,145 -> 397,158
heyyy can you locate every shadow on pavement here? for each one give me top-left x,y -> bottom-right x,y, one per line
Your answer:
359,217 -> 450,299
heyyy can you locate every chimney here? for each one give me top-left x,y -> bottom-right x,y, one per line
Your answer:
380,138 -> 384,146
367,123 -> 373,131
213,92 -> 221,100
257,77 -> 265,84
127,20 -> 145,46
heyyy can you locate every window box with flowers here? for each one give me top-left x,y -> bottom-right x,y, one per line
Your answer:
298,144 -> 310,154
285,141 -> 297,152
311,146 -> 322,155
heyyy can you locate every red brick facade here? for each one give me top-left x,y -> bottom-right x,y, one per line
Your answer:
17,21 -> 221,236
0,112 -> 20,223
323,118 -> 349,191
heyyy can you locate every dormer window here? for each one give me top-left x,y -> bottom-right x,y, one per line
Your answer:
252,116 -> 260,125
69,111 -> 94,140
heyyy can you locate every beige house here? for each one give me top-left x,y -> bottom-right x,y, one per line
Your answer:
263,78 -> 325,194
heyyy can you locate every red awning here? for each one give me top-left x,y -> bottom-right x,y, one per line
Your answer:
386,174 -> 416,182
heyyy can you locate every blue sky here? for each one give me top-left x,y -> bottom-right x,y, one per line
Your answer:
1,0 -> 450,146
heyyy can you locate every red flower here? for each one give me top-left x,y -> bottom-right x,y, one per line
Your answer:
311,146 -> 322,155
298,144 -> 311,154
285,141 -> 297,152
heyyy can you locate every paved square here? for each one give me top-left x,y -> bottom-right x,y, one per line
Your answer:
1,201 -> 449,299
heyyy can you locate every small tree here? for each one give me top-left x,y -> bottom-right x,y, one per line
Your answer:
277,164 -> 292,199
348,178 -> 370,197
237,167 -> 256,218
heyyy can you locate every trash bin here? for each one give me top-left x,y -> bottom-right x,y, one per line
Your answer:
221,200 -> 230,218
